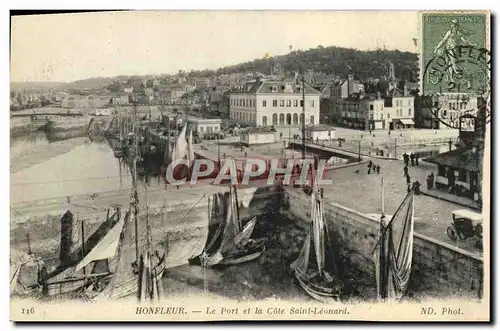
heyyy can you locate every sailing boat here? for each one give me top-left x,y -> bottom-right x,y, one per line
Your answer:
188,185 -> 266,267
373,180 -> 415,301
27,206 -> 130,298
291,169 -> 342,302
100,102 -> 166,302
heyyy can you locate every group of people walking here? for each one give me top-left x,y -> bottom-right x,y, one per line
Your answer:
402,152 -> 422,193
367,160 -> 380,175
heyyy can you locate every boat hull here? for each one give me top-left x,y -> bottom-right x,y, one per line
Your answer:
294,270 -> 339,303
190,241 -> 266,268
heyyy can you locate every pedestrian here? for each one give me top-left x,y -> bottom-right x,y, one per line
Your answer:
369,129 -> 372,135
376,165 -> 380,174
407,183 -> 411,193
415,153 -> 420,166
429,172 -> 435,189
372,164 -> 376,173
404,165 -> 408,176
367,160 -> 373,174
388,130 -> 391,136
403,153 -> 409,167
406,174 -> 411,185
410,153 -> 415,166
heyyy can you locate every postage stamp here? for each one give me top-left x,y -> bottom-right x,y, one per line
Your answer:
421,12 -> 490,96
9,11 -> 490,322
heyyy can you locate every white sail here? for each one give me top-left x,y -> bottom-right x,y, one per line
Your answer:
74,215 -> 126,272
187,129 -> 195,167
171,124 -> 188,164
234,217 -> 257,248
10,263 -> 22,295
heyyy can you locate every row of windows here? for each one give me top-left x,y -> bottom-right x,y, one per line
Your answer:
395,99 -> 413,107
231,111 -> 256,123
394,109 -> 412,117
198,125 -> 220,133
231,98 -> 315,108
230,112 -> 315,126
231,98 -> 255,108
263,99 -> 312,108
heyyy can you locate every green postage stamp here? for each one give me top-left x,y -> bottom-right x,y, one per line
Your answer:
421,11 -> 490,96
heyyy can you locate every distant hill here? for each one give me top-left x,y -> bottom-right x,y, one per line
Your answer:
12,45 -> 419,92
57,77 -> 120,91
10,81 -> 65,92
201,46 -> 419,81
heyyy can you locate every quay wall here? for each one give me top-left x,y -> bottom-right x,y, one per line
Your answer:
281,187 -> 484,299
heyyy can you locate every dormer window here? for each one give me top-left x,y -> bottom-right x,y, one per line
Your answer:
271,85 -> 278,92
283,84 -> 293,93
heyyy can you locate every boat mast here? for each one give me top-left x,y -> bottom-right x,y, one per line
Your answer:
133,101 -> 140,263
145,115 -> 152,252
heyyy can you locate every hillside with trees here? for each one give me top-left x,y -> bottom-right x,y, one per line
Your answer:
11,45 -> 419,91
189,46 -> 419,81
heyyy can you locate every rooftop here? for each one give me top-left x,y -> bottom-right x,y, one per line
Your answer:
230,79 -> 321,95
306,125 -> 336,132
423,147 -> 481,172
242,127 -> 277,134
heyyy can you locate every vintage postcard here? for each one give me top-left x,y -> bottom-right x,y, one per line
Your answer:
9,10 -> 490,322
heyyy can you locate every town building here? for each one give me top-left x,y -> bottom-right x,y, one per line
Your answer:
383,88 -> 415,129
415,93 -> 479,129
187,118 -> 221,135
240,127 -> 278,146
424,101 -> 487,206
305,125 -> 336,142
170,87 -> 186,104
61,95 -> 111,108
228,78 -> 321,127
111,94 -> 130,105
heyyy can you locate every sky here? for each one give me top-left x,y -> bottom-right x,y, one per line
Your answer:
10,11 -> 419,83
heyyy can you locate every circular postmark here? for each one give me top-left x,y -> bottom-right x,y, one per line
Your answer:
423,45 -> 491,129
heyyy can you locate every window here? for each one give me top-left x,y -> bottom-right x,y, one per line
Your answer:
387,113 -> 391,119
408,99 -> 412,106
408,108 -> 412,116
214,126 -> 219,132
311,100 -> 315,107
280,100 -> 285,107
293,100 -> 298,107
370,105 -> 374,111
370,113 -> 374,120
287,100 -> 292,107
273,100 -> 278,107
262,100 -> 267,107
380,113 -> 384,120
262,116 -> 268,126
200,126 -> 204,132
271,85 -> 278,92
458,169 -> 466,182
300,100 -> 304,107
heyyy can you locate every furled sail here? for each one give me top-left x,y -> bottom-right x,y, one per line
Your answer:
74,214 -> 126,272
191,186 -> 264,267
187,129 -> 195,168
171,124 -> 188,165
291,188 -> 340,302
374,188 -> 415,300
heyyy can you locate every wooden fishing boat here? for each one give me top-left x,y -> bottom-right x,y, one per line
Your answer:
372,179 -> 415,300
291,183 -> 342,303
23,205 -> 129,298
189,185 -> 265,268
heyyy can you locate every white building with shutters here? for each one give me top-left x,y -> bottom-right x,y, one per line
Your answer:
228,78 -> 321,127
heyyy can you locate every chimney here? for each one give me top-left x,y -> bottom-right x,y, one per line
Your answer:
377,91 -> 381,100
404,85 -> 409,96
347,74 -> 354,97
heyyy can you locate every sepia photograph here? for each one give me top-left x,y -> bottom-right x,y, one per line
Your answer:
9,10 -> 491,322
